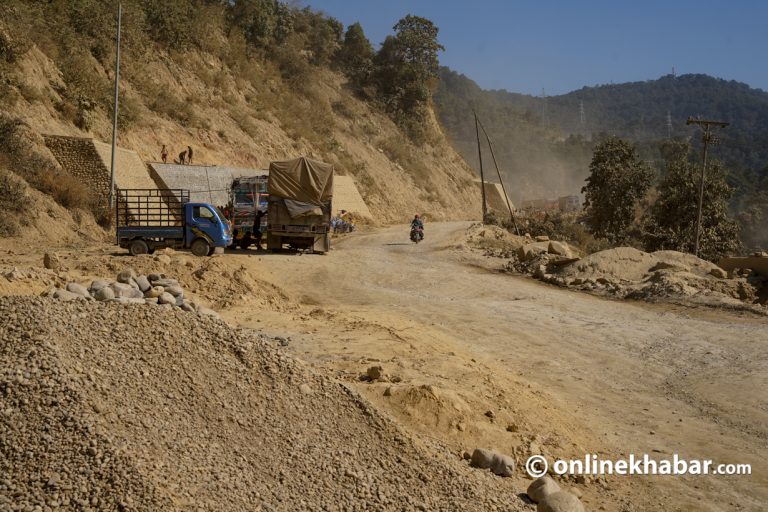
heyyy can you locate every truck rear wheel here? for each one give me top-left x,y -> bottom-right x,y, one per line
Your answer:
190,238 -> 211,257
129,239 -> 149,256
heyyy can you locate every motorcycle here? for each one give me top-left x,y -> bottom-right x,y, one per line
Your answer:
410,226 -> 424,244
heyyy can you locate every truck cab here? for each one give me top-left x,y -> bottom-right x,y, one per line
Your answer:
116,189 -> 232,257
185,203 -> 232,255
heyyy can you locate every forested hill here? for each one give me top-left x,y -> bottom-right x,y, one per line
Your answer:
434,69 -> 768,201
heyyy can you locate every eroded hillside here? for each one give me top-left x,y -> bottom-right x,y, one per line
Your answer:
0,4 -> 480,224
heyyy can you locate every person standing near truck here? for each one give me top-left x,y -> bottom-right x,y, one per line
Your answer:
252,209 -> 266,250
187,145 -> 194,165
161,144 -> 168,163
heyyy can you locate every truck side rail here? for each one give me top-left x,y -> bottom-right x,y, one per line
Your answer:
116,188 -> 189,227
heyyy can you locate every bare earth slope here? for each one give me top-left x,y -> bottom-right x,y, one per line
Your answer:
1,44 -> 480,223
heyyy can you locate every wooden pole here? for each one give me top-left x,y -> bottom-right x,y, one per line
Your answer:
474,111 -> 488,222
478,118 -> 520,235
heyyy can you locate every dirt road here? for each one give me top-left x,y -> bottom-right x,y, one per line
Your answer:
224,222 -> 767,511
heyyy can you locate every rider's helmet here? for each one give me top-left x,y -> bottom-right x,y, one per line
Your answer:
414,214 -> 420,219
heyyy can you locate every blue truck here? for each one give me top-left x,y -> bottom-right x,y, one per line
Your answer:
116,189 -> 232,257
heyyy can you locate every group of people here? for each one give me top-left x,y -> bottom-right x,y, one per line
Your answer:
331,210 -> 355,233
160,144 -> 194,165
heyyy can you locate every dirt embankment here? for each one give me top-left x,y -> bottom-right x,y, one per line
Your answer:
466,223 -> 767,312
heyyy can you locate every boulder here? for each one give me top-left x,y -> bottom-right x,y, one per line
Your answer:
165,285 -> 184,298
535,235 -> 550,242
537,491 -> 584,512
53,289 -> 83,302
43,252 -> 60,270
134,275 -> 151,292
89,279 -> 111,292
158,292 -> 176,305
94,287 -> 115,302
144,286 -> 164,299
517,242 -> 551,262
469,448 -> 515,477
154,254 -> 172,265
116,269 -> 136,284
527,476 -> 561,504
153,278 -> 180,288
65,283 -> 92,299
547,241 -> 574,258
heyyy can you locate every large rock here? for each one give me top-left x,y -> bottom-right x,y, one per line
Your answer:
548,241 -> 574,258
53,289 -> 83,302
527,476 -> 561,503
134,275 -> 151,292
144,286 -> 165,299
111,282 -> 142,299
158,292 -> 176,305
117,269 -> 136,284
469,448 -> 515,477
89,279 -> 111,293
153,278 -> 179,288
517,242 -> 551,262
537,491 -> 584,512
165,285 -> 184,298
94,286 -> 115,302
66,283 -> 92,299
43,252 -> 60,270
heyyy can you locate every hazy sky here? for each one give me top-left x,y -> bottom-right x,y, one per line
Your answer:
304,0 -> 768,96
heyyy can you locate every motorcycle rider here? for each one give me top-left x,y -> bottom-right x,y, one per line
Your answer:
410,214 -> 424,241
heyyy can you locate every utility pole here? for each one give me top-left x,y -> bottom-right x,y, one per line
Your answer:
579,101 -> 586,136
477,118 -> 520,235
666,111 -> 672,139
474,111 -> 488,221
108,2 -> 122,212
686,116 -> 729,257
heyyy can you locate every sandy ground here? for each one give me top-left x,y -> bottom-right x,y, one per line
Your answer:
221,222 -> 768,511
2,221 -> 766,511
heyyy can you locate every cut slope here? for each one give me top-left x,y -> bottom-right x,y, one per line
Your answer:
0,296 -> 524,511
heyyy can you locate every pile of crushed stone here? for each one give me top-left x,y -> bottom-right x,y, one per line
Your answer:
0,296 -> 525,511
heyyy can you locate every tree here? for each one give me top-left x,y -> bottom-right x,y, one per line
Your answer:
582,137 -> 654,244
372,15 -> 444,140
644,140 -> 742,261
228,0 -> 280,48
335,22 -> 374,93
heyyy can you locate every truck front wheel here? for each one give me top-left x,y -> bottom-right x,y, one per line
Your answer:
190,238 -> 211,257
129,239 -> 149,256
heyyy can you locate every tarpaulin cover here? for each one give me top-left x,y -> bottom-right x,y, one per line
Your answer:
268,157 -> 334,205
284,198 -> 323,218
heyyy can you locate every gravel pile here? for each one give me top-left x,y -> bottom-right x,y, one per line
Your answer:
0,296 -> 525,511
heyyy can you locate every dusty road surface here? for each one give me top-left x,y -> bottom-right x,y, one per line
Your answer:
222,221 -> 767,511
2,221 -> 766,510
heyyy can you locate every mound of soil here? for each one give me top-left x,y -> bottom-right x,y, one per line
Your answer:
0,296 -> 524,511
